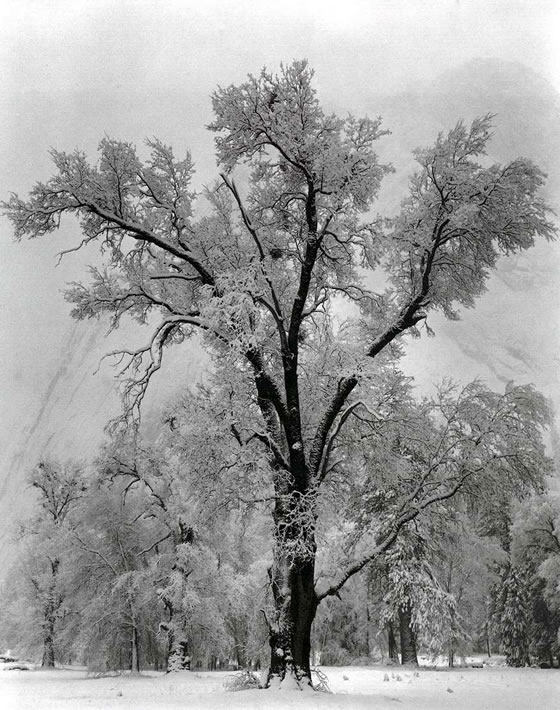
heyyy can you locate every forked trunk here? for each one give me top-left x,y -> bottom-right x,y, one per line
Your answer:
398,602 -> 418,666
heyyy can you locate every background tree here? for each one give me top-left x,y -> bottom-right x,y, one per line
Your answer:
3,60 -> 555,686
508,494 -> 560,666
81,435 -> 269,673
18,460 -> 86,667
0,459 -> 87,666
67,482 -> 161,672
496,566 -> 531,667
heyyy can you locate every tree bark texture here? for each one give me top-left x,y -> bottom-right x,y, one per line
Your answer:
448,646 -> 455,668
166,629 -> 191,671
267,491 -> 318,686
129,599 -> 140,673
387,621 -> 399,663
398,602 -> 418,665
40,558 -> 60,668
41,633 -> 56,668
131,624 -> 140,673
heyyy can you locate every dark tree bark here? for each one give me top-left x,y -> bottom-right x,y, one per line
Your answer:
233,634 -> 247,669
398,602 -> 418,666
448,646 -> 455,668
266,504 -> 319,685
129,600 -> 141,673
41,632 -> 56,668
131,623 -> 140,673
168,635 -> 191,670
39,558 -> 60,669
387,621 -> 399,663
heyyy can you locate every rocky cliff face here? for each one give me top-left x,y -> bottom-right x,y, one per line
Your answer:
1,58 -> 558,572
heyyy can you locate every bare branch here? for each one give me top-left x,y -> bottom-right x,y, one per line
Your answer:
136,532 -> 172,557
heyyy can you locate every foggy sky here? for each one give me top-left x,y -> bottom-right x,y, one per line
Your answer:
1,0 -> 559,489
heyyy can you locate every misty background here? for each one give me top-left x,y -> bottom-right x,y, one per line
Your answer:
0,0 -> 559,573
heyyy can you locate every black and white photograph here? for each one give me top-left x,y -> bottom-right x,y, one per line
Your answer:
1,1 -> 559,707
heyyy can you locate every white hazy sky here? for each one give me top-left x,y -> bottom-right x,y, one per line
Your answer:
2,0 -> 560,94
0,0 -> 559,475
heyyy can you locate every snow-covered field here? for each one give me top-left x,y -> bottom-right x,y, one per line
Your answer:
1,664 -> 559,710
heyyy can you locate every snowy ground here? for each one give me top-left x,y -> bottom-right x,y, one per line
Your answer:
1,663 -> 559,709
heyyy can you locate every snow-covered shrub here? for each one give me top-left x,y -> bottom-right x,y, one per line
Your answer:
223,668 -> 261,691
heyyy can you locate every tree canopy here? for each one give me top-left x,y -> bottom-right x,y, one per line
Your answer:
3,60 -> 556,685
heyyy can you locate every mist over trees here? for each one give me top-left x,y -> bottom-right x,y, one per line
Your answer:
1,61 -> 558,686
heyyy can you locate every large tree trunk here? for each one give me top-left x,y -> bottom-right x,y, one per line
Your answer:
267,555 -> 318,685
266,491 -> 318,687
41,631 -> 56,668
162,617 -> 191,671
168,639 -> 190,670
289,559 -> 318,678
398,602 -> 418,666
41,602 -> 57,668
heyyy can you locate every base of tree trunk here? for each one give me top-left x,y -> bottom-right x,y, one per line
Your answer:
41,640 -> 55,668
266,668 -> 316,691
398,603 -> 419,666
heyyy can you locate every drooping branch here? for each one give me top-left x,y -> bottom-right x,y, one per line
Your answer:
316,473 -> 469,602
101,315 -> 202,422
316,524 -> 404,602
317,380 -> 552,603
